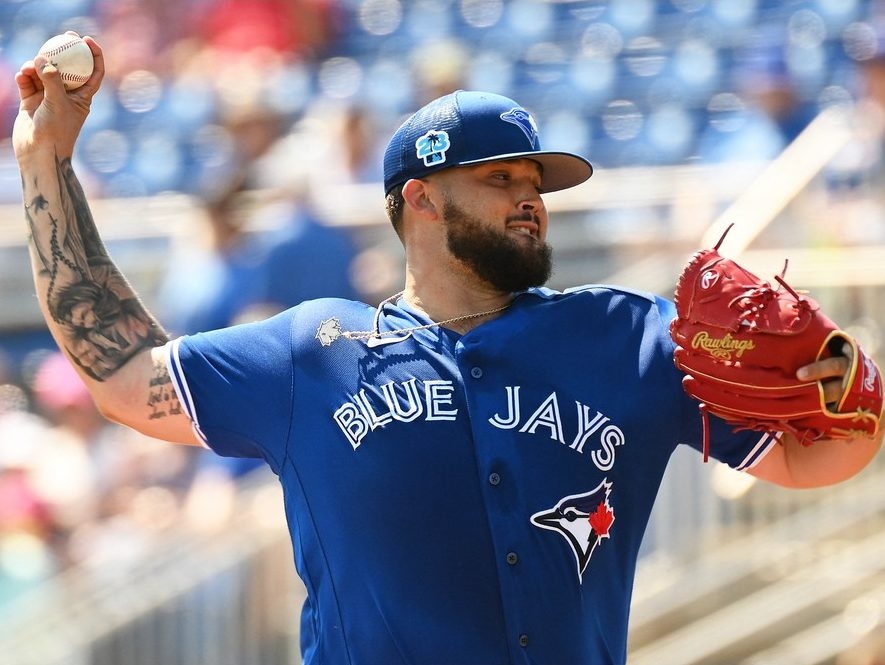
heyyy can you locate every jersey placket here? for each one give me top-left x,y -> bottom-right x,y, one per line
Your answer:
455,334 -> 537,662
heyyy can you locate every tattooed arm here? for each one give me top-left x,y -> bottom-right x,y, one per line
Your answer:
13,35 -> 199,445
24,157 -> 164,380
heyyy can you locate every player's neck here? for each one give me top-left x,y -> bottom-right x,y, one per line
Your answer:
402,272 -> 513,334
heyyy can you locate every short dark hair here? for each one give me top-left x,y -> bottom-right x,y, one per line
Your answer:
385,184 -> 405,239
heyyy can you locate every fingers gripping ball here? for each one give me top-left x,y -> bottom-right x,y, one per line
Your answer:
37,34 -> 94,90
669,225 -> 883,460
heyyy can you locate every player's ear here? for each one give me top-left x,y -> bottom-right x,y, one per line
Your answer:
401,178 -> 439,219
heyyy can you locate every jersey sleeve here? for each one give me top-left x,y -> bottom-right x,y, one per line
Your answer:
167,310 -> 296,474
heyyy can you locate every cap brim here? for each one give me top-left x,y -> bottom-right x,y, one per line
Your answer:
458,151 -> 593,193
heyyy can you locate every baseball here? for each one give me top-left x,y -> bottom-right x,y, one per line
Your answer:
37,33 -> 94,90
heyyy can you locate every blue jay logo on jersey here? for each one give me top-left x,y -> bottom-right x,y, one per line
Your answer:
531,479 -> 615,583
500,108 -> 539,146
415,130 -> 451,166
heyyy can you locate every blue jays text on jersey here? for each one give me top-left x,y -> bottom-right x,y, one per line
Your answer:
166,286 -> 777,665
334,379 -> 627,472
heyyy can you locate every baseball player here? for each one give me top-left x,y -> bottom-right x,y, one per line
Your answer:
12,37 -> 883,665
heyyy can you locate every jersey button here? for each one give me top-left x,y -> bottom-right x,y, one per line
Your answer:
506,552 -> 518,565
519,634 -> 529,648
488,472 -> 501,486
469,367 -> 483,379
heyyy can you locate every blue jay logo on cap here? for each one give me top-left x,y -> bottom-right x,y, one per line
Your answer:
500,108 -> 539,146
415,130 -> 451,167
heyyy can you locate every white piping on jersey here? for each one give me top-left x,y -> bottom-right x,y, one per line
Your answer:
166,338 -> 210,448
733,431 -> 779,471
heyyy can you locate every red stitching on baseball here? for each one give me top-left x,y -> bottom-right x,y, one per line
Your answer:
42,42 -> 80,58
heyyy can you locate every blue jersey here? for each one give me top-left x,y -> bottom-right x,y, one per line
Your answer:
167,286 -> 775,665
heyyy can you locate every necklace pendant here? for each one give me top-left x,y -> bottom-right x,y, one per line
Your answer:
316,318 -> 344,346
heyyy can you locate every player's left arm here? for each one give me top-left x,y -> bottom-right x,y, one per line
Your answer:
748,355 -> 883,488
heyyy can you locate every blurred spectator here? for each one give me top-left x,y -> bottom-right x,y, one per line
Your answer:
818,47 -> 885,245
158,83 -> 367,333
192,0 -> 341,59
411,39 -> 470,107
334,104 -> 386,184
31,351 -> 106,443
834,50 -> 885,184
93,0 -> 192,79
0,382 -> 57,604
253,101 -> 385,192
0,351 -> 201,582
157,176 -> 266,335
695,92 -> 786,164
242,106 -> 370,317
157,172 -> 363,335
25,352 -> 109,568
248,192 -> 362,320
695,54 -> 810,165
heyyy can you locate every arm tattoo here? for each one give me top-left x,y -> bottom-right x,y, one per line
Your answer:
26,156 -> 168,381
148,356 -> 184,421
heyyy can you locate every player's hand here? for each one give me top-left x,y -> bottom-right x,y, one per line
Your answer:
12,33 -> 103,162
796,354 -> 851,405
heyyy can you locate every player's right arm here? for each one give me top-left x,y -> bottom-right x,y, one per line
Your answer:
12,36 -> 199,446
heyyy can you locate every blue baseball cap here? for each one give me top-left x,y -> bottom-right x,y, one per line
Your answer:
383,90 -> 593,195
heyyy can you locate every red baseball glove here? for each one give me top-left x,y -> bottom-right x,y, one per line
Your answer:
669,226 -> 883,461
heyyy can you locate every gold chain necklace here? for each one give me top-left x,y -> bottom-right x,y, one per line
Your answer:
314,291 -> 513,347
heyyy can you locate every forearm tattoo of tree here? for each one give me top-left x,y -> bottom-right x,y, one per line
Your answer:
26,157 -> 168,381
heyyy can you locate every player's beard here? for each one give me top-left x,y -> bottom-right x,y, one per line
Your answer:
442,196 -> 552,293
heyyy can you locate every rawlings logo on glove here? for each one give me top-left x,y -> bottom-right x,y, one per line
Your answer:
690,332 -> 755,360
670,225 -> 883,461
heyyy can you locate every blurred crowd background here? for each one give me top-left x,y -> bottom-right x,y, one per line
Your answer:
2,0 -> 885,662
2,0 -> 885,202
